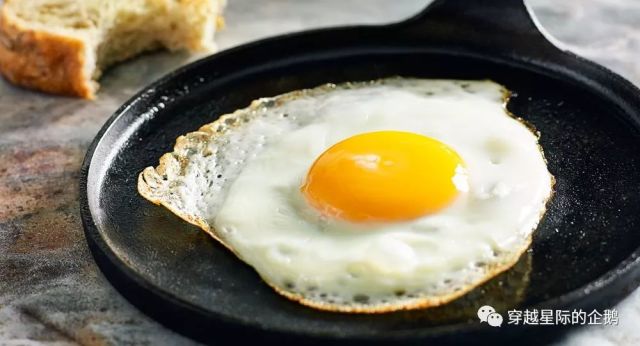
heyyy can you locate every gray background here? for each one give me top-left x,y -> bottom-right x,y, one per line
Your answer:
1,0 -> 639,344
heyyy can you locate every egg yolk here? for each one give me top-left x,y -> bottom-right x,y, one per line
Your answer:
301,131 -> 467,222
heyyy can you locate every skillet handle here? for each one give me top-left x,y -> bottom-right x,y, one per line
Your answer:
394,0 -> 560,54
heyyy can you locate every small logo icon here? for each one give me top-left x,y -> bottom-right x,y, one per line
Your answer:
487,312 -> 503,327
478,305 -> 503,327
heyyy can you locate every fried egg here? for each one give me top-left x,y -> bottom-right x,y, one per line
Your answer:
138,78 -> 554,313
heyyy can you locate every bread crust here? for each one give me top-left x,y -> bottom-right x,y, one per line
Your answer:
0,4 -> 95,98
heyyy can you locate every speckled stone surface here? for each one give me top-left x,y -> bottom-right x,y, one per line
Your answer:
1,0 -> 640,345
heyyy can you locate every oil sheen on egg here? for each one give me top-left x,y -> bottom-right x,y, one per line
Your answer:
138,78 -> 554,313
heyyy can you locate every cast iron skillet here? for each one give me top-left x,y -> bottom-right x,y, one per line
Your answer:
80,0 -> 640,344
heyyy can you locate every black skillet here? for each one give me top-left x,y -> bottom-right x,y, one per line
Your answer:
80,0 -> 640,344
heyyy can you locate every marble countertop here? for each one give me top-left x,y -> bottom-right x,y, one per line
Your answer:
1,0 -> 639,344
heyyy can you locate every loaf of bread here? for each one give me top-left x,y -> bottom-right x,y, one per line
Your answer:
0,0 -> 226,98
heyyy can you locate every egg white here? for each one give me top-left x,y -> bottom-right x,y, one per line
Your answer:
138,78 -> 553,312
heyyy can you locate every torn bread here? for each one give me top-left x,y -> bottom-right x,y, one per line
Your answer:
0,0 -> 226,98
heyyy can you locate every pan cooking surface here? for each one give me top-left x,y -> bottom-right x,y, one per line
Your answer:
81,49 -> 640,342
